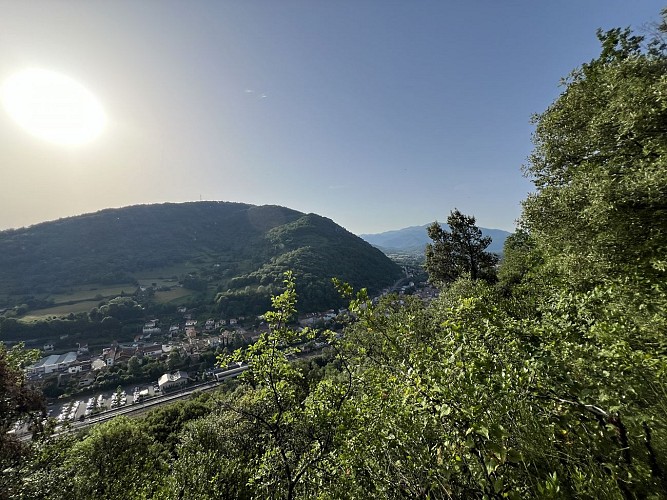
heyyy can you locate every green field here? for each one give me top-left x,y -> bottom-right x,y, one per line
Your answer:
136,278 -> 180,288
19,275 -> 197,318
49,284 -> 136,303
23,299 -> 102,320
17,284 -> 137,319
153,287 -> 195,304
133,262 -> 199,283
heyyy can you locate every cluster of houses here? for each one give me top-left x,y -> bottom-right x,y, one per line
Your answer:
19,275 -> 439,404
298,309 -> 339,326
23,301 -> 374,395
25,341 -> 191,393
100,342 -> 173,367
23,309 -> 268,392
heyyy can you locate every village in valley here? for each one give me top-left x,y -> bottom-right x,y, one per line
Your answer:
3,268 -> 437,433
26,307 -> 329,394
15,309 -> 329,430
19,278 -> 437,427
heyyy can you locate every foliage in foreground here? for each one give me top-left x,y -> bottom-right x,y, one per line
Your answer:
10,270 -> 667,498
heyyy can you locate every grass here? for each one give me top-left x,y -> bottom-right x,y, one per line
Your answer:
49,284 -> 136,303
153,288 -> 194,304
25,285 -> 195,318
23,300 -> 101,319
133,262 -> 196,281
21,283 -> 136,319
16,262 -> 204,318
136,278 -> 179,289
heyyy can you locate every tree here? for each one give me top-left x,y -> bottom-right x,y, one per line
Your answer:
521,19 -> 667,291
495,229 -> 550,317
127,355 -> 141,377
218,272 -> 352,499
332,250 -> 667,498
100,315 -> 120,332
425,209 -> 499,284
167,349 -> 182,370
64,417 -> 165,499
163,408 -> 257,499
0,343 -> 45,497
506,12 -> 667,496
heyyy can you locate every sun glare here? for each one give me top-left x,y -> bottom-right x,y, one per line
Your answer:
1,68 -> 106,146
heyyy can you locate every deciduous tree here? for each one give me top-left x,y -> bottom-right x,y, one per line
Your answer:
218,272 -> 352,499
0,343 -> 44,498
522,19 -> 667,291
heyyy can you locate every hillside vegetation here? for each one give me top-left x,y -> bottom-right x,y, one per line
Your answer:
0,202 -> 402,315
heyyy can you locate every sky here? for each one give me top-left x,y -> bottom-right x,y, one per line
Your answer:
0,1 -> 664,235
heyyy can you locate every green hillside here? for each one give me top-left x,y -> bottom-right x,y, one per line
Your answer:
0,202 -> 402,314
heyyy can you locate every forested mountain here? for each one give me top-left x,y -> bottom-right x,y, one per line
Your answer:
360,224 -> 510,254
0,202 -> 401,313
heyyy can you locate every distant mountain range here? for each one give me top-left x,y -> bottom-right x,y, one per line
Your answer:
359,224 -> 511,255
0,202 -> 402,314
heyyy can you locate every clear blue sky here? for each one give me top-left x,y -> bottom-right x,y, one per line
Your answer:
0,1 -> 663,234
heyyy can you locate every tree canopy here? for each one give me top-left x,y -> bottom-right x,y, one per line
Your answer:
522,24 -> 667,291
0,343 -> 45,496
425,209 -> 499,284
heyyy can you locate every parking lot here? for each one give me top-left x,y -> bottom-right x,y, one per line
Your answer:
50,383 -> 161,425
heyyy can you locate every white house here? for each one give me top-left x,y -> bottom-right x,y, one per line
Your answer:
157,371 -> 189,391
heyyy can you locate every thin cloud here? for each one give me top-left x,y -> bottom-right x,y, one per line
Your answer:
245,89 -> 268,100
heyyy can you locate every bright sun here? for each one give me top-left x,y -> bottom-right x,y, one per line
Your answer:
1,68 -> 106,146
